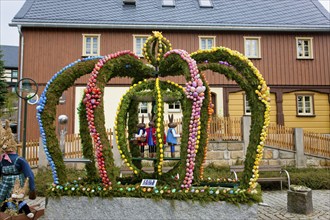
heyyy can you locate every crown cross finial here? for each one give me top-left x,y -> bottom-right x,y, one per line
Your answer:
143,31 -> 172,67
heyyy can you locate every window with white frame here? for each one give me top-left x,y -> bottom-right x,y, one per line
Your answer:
199,36 -> 215,50
134,35 -> 148,57
139,102 -> 148,114
296,37 -> 313,59
82,34 -> 100,56
162,0 -> 175,7
168,101 -> 181,112
296,94 -> 314,116
244,95 -> 251,115
244,37 -> 261,58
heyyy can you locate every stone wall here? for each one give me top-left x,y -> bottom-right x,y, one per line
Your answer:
41,197 -> 258,220
205,141 -> 330,168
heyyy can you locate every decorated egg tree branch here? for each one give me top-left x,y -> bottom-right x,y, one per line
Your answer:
78,101 -> 98,181
84,51 -> 152,186
191,48 -> 271,190
37,58 -> 101,184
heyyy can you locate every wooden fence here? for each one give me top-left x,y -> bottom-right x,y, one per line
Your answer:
19,117 -> 330,166
264,123 -> 295,151
303,131 -> 330,158
17,139 -> 39,167
208,116 -> 242,141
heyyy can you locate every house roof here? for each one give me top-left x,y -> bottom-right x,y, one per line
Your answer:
10,0 -> 330,32
0,45 -> 19,69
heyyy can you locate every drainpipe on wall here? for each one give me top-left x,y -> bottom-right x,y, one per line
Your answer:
17,25 -> 24,142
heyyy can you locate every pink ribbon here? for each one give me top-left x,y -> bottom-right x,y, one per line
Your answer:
0,153 -> 12,163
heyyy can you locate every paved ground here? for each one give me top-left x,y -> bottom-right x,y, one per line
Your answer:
26,190 -> 330,219
258,190 -> 330,220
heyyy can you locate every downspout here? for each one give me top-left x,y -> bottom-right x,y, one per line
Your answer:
17,25 -> 23,142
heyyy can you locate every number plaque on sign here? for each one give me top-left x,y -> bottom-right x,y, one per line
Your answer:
140,179 -> 157,187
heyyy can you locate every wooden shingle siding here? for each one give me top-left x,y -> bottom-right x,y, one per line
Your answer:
22,29 -> 329,86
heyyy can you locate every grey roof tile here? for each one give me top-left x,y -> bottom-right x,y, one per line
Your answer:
0,45 -> 19,69
11,0 -> 330,30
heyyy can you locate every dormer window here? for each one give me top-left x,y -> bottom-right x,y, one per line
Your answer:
199,0 -> 213,8
162,0 -> 175,7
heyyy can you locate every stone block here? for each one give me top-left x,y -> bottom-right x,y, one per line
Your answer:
230,151 -> 243,159
306,159 -> 320,167
263,149 -> 273,159
279,151 -> 295,159
208,160 -> 230,167
206,151 -> 224,160
272,149 -> 279,159
268,160 -> 280,166
287,187 -> 313,215
259,160 -> 269,166
280,159 -> 295,167
213,143 -> 228,151
320,159 -> 330,167
227,143 -> 243,151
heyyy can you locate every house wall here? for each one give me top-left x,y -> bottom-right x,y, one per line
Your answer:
227,91 -> 277,124
19,28 -> 330,139
282,91 -> 330,133
21,28 -> 330,86
74,86 -> 223,133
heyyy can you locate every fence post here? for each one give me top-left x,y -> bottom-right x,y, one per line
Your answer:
294,128 -> 306,168
38,137 -> 48,168
242,116 -> 251,159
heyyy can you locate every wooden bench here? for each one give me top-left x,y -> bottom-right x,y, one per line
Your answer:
230,165 -> 290,190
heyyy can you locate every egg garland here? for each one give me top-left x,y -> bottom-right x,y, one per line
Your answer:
191,47 -> 271,190
199,72 -> 214,179
84,50 -> 139,186
164,49 -> 206,189
36,56 -> 102,185
155,78 -> 164,175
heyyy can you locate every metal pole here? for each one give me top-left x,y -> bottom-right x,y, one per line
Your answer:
22,99 -> 28,158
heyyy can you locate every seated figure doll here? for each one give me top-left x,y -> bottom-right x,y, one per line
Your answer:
166,114 -> 181,158
145,114 -> 156,158
0,120 -> 36,205
1,178 -> 34,218
134,115 -> 147,158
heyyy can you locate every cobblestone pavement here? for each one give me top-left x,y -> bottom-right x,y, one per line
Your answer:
258,190 -> 330,220
25,190 -> 330,220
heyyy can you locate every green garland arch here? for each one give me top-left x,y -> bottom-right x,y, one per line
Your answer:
38,32 -> 270,193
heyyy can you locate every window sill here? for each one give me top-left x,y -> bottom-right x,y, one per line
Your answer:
296,114 -> 316,117
81,55 -> 100,58
168,109 -> 181,113
246,57 -> 261,60
296,57 -> 314,60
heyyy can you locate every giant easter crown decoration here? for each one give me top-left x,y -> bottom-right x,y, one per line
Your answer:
37,32 -> 270,203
